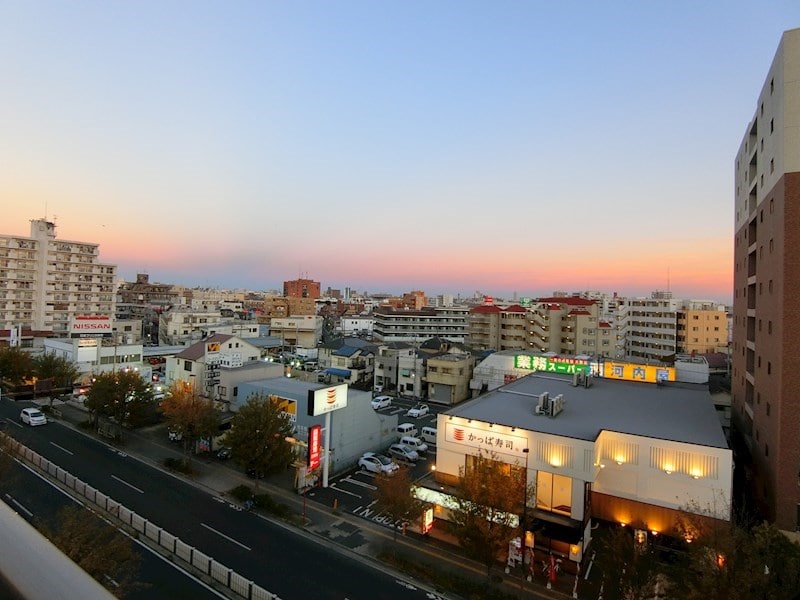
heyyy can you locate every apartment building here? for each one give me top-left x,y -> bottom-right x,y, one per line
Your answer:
732,28 -> 800,530
372,306 -> 469,344
466,303 -> 527,351
283,277 -> 321,299
614,293 -> 679,361
528,297 -> 610,356
676,302 -> 729,355
0,219 -> 116,337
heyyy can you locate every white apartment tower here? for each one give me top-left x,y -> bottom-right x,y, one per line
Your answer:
0,219 -> 117,336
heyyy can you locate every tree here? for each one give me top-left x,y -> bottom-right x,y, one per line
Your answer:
448,450 -> 530,579
43,505 -> 142,598
222,393 -> 295,488
85,370 -> 153,438
373,466 -> 425,543
159,381 -> 220,466
593,525 -> 662,600
33,352 -> 81,405
0,346 -> 34,387
668,516 -> 800,600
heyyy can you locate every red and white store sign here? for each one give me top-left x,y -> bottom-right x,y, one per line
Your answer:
444,422 -> 528,456
70,316 -> 113,336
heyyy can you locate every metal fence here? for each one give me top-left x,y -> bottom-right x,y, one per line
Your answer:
4,435 -> 280,600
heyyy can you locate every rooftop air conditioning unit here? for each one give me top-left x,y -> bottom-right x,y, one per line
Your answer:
549,394 -> 565,417
535,392 -> 550,415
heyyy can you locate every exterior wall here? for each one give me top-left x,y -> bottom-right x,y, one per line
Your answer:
159,308 -> 230,345
269,315 -> 322,349
616,297 -> 679,361
425,354 -> 474,405
732,28 -> 800,530
283,278 -> 321,299
372,306 -> 469,344
677,307 -> 728,354
167,337 -> 262,392
43,337 -> 145,384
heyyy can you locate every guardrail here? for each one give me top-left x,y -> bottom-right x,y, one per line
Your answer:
2,434 -> 281,600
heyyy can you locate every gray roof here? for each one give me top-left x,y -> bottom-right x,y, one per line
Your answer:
446,372 -> 728,449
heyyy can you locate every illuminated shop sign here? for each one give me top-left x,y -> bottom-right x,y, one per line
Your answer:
602,362 -> 674,383
444,422 -> 528,457
514,355 -> 589,374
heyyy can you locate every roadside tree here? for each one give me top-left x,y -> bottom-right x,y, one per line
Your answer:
33,353 -> 81,405
448,450 -> 530,579
43,504 -> 142,598
593,525 -> 662,600
159,381 -> 220,466
84,370 -> 153,437
0,346 -> 34,387
222,393 -> 295,488
373,465 -> 425,543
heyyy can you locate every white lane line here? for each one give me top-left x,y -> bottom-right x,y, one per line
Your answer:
201,523 -> 251,551
4,493 -> 33,518
342,477 -> 377,490
330,484 -> 362,497
111,474 -> 144,494
50,441 -> 74,456
4,418 -> 22,428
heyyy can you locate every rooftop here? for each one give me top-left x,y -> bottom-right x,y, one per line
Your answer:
446,372 -> 727,449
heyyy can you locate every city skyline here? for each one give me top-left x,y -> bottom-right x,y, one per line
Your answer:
2,3 -> 799,303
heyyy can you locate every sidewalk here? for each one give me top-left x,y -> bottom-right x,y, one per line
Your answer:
47,399 -> 580,599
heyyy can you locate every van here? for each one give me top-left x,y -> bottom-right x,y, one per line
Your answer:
400,435 -> 428,454
396,422 -> 418,438
420,426 -> 437,445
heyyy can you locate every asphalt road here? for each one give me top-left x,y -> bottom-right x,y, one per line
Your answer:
0,399 -> 442,600
0,455 -> 224,600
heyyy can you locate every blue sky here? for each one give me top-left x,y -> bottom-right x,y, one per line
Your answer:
2,2 -> 798,302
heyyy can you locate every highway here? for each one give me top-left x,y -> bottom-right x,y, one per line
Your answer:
0,454 -> 224,600
0,399 -> 441,600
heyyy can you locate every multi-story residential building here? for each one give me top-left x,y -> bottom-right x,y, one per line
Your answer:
466,303 -> 527,351
528,297 -> 611,356
373,342 -> 415,394
159,306 -> 240,346
0,219 -> 116,337
116,273 -> 183,344
372,306 -> 469,344
676,302 -> 729,355
269,315 -> 322,350
317,337 -> 377,388
614,293 -> 680,361
283,277 -> 321,299
732,28 -> 800,530
424,351 -> 474,405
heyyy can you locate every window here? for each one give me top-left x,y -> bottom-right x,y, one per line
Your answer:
770,78 -> 774,94
769,280 -> 773,293
768,362 -> 771,375
766,402 -> 770,416
768,321 -> 772,334
771,118 -> 774,133
183,360 -> 192,372
771,158 -> 774,174
770,238 -> 774,253
536,471 -> 572,517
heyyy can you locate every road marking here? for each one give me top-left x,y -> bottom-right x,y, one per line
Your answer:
201,523 -> 251,551
111,474 -> 144,494
49,441 -> 74,456
4,418 -> 22,428
4,493 -> 33,518
330,484 -> 361,497
342,477 -> 377,490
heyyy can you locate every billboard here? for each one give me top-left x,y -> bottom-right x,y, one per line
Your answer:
601,362 -> 675,383
514,355 -> 589,374
308,424 -> 322,470
70,316 -> 113,337
307,384 -> 348,416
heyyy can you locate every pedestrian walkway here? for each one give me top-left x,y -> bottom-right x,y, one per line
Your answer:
46,399 -> 580,599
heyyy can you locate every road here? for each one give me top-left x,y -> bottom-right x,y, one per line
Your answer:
0,399 -> 443,600
0,454 -> 224,600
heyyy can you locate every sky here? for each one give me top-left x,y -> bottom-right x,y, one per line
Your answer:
2,2 -> 798,304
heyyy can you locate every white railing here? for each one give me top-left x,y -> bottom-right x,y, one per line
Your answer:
3,435 -> 281,600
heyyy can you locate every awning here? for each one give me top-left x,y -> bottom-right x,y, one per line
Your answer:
325,368 -> 351,378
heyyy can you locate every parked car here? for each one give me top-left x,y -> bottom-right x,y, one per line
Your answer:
216,446 -> 232,460
373,384 -> 384,393
388,443 -> 419,463
20,407 -> 47,426
399,435 -> 428,454
370,395 -> 392,410
168,427 -> 183,442
358,452 -> 399,475
406,403 -> 430,418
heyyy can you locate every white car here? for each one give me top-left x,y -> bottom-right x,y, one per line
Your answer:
406,403 -> 430,418
358,452 -> 399,475
20,407 -> 47,426
371,395 -> 392,410
388,443 -> 419,463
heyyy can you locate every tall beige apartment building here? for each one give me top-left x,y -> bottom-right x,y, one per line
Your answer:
0,219 -> 116,336
732,28 -> 800,530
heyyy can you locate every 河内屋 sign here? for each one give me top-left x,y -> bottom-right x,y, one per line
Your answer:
69,316 -> 113,337
444,422 -> 528,456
